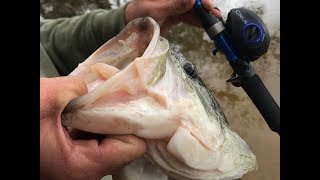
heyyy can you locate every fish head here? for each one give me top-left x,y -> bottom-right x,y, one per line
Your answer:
62,17 -> 257,180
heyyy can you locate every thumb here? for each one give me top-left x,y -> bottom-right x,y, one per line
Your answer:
201,0 -> 221,18
40,76 -> 88,118
97,135 -> 147,173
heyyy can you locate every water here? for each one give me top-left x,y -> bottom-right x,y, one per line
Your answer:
40,0 -> 280,179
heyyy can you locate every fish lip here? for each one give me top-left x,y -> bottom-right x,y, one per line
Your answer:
140,17 -> 160,57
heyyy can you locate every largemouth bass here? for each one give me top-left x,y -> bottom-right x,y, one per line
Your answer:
62,17 -> 257,180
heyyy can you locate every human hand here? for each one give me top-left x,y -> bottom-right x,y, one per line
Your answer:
40,76 -> 146,180
124,0 -> 221,34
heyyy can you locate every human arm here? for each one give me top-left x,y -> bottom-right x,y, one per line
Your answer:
40,7 -> 128,76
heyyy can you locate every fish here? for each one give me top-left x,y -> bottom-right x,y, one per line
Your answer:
61,17 -> 257,180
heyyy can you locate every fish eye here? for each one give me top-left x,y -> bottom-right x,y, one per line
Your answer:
183,62 -> 197,79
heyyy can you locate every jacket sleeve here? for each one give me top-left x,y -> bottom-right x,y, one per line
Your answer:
40,5 -> 127,75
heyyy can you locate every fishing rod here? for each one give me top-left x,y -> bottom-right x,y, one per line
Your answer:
193,0 -> 280,135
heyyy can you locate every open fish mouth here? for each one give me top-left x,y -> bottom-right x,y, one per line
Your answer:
61,17 -> 257,180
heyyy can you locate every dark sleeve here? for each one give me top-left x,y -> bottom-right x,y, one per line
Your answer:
40,5 -> 127,75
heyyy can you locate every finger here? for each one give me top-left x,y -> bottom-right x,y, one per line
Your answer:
180,11 -> 202,27
167,0 -> 195,15
202,0 -> 222,18
95,135 -> 146,172
68,128 -> 105,142
162,11 -> 204,35
40,76 -> 87,117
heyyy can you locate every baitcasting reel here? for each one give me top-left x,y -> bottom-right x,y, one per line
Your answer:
193,0 -> 280,135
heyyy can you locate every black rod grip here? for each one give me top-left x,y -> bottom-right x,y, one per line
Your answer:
193,0 -> 220,29
241,74 -> 280,135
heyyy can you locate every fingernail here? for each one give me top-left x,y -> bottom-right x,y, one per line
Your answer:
214,7 -> 221,12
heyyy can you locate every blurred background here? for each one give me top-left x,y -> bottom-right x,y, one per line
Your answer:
40,0 -> 280,179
